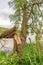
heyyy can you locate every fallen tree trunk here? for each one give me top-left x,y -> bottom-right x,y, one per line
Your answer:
0,26 -> 16,38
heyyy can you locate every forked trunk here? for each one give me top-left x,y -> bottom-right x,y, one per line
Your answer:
14,4 -> 28,57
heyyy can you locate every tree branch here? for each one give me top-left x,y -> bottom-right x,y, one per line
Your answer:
27,5 -> 34,20
27,1 -> 43,20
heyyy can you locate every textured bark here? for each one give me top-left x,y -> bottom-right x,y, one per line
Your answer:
20,4 -> 28,49
14,34 -> 23,57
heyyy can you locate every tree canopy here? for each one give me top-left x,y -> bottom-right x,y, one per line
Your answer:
8,0 -> 43,37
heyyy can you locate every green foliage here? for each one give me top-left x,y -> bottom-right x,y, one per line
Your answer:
0,51 -> 19,65
9,0 -> 43,22
22,44 -> 43,65
9,0 -> 43,36
0,43 -> 43,65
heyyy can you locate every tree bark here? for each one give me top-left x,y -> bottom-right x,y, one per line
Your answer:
14,34 -> 23,57
20,4 -> 28,44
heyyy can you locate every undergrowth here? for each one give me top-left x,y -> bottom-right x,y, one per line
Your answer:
0,43 -> 43,65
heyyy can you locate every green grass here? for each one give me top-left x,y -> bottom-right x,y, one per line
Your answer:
0,43 -> 43,65
0,27 -> 8,35
22,43 -> 43,65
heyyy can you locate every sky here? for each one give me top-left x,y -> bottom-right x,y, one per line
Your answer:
0,0 -> 43,29
0,0 -> 14,28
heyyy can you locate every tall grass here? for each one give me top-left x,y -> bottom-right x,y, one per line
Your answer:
0,43 -> 43,65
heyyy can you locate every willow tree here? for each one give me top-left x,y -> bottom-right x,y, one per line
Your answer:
9,0 -> 43,56
27,15 -> 43,51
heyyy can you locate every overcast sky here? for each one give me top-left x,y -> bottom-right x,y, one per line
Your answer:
0,0 -> 14,28
0,0 -> 43,29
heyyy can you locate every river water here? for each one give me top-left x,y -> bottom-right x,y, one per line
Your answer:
0,38 -> 14,54
0,34 -> 43,54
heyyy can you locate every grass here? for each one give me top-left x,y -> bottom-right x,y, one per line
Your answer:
0,43 -> 43,65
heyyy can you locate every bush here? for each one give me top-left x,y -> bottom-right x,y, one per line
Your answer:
0,43 -> 43,65
21,44 -> 43,65
0,51 -> 19,65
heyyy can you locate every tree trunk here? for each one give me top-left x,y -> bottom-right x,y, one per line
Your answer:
13,4 -> 28,57
20,3 -> 28,44
14,34 -> 23,57
13,3 -> 34,57
17,4 -> 29,57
